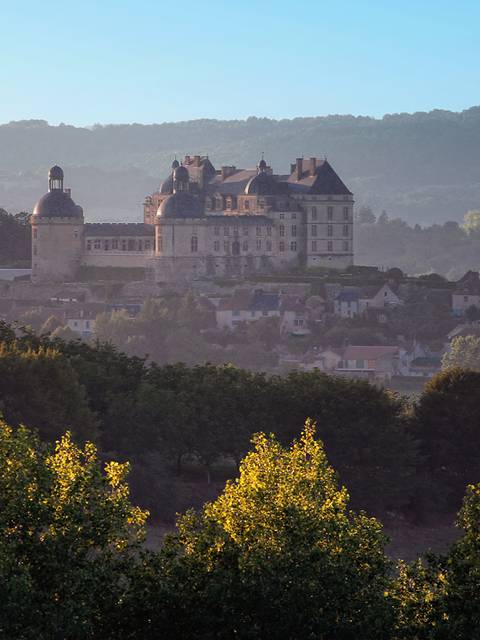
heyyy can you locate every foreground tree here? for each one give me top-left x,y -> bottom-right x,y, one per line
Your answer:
392,483 -> 480,639
122,423 -> 394,639
442,335 -> 480,371
0,422 -> 147,639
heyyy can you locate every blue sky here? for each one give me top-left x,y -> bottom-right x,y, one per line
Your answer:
1,0 -> 479,125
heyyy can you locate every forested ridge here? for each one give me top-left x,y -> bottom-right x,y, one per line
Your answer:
1,107 -> 480,225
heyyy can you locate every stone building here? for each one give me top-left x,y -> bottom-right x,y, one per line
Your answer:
31,156 -> 354,283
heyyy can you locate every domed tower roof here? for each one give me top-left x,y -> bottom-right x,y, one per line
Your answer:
171,158 -> 180,169
33,166 -> 83,218
244,170 -> 279,196
173,165 -> 189,182
157,191 -> 204,220
159,174 -> 173,194
258,153 -> 267,172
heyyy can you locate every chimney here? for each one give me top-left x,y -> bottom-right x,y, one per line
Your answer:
194,155 -> 201,167
290,163 -> 296,174
64,188 -> 71,196
310,157 -> 317,176
296,158 -> 303,180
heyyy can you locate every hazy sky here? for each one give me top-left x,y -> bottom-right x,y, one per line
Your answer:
1,0 -> 479,125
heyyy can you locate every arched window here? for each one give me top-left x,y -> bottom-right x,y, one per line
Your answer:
191,236 -> 198,253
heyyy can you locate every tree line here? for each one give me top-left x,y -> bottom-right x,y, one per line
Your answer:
1,321 -> 478,519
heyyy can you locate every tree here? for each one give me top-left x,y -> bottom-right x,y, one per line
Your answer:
0,342 -> 98,443
461,210 -> 480,233
356,205 -> 376,224
442,335 -> 480,371
122,424 -> 394,639
0,422 -> 147,639
413,368 -> 480,505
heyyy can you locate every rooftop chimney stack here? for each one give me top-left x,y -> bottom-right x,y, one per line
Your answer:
296,158 -> 303,181
310,157 -> 317,176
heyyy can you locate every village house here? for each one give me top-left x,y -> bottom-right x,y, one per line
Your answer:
335,345 -> 400,381
452,271 -> 480,316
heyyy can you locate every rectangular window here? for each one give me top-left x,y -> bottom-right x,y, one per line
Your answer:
104,240 -> 110,251
233,225 -> 239,236
223,241 -> 230,252
312,206 -> 317,220
242,240 -> 248,251
311,224 -> 317,237
279,213 -> 285,220
327,225 -> 333,237
122,240 -> 127,251
226,198 -> 232,211
267,226 -> 272,236
291,212 -> 297,219
290,241 -> 297,251
311,240 -> 317,252
112,239 -> 118,250
86,240 -> 92,251
343,224 -> 349,237
145,240 -> 151,251
291,225 -> 297,237
256,239 -> 262,250
33,228 -> 38,239
343,206 -> 349,220
224,227 -> 230,236
128,239 -> 135,251
244,200 -> 250,210
94,239 -> 101,250
256,226 -> 262,236
214,226 -> 220,236
327,206 -> 334,220
279,225 -> 285,237
279,241 -> 285,252
327,240 -> 333,252
243,226 -> 249,236
343,241 -> 349,252
214,240 -> 220,252
191,236 -> 198,252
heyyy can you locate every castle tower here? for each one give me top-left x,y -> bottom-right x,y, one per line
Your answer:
31,166 -> 85,282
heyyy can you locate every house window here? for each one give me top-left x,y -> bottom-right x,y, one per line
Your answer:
279,213 -> 285,219
86,240 -> 92,251
279,241 -> 285,252
327,225 -> 333,237
256,239 -> 262,250
226,198 -> 232,211
128,239 -> 135,251
86,321 -> 90,329
291,225 -> 297,237
311,240 -> 317,252
290,241 -> 297,251
224,241 -> 230,252
122,240 -> 127,251
214,226 -> 220,236
256,226 -> 262,236
267,226 -> 272,236
145,240 -> 151,250
74,230 -> 79,239
244,200 -> 250,210
312,206 -> 317,220
94,239 -> 101,250
279,225 -> 285,237
33,228 -> 38,239
327,241 -> 333,252
112,239 -> 118,250
292,212 -> 297,219
224,226 -> 230,236
343,224 -> 349,237
233,225 -> 239,236
311,224 -> 317,237
104,240 -> 110,251
214,240 -> 220,252
266,240 -> 272,251
343,241 -> 349,251
343,206 -> 349,220
242,240 -> 249,251
191,236 -> 198,252
327,206 -> 333,220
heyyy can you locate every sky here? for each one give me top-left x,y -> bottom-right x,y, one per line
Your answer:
1,0 -> 479,126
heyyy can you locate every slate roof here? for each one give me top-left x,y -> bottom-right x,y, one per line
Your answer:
343,345 -> 399,361
286,160 -> 352,195
85,223 -> 155,237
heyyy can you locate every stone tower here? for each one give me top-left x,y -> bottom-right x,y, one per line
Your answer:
31,166 -> 84,283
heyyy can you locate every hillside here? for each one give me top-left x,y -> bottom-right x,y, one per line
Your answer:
1,107 -> 480,224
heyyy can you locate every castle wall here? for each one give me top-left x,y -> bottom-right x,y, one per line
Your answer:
82,253 -> 149,268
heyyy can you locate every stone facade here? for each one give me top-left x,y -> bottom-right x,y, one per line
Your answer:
31,156 -> 354,284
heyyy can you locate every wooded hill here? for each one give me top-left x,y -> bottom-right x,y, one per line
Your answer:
1,107 -> 480,224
